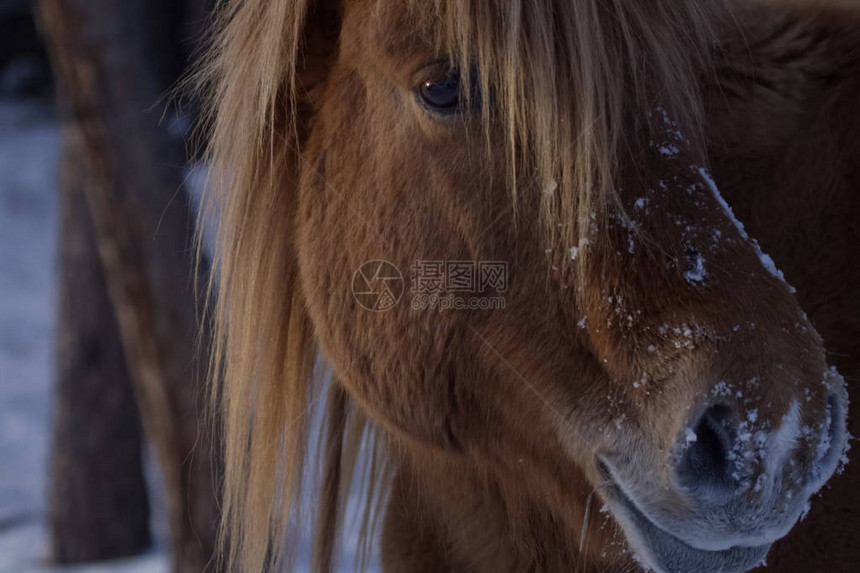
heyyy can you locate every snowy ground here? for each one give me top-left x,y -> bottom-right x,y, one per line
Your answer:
0,99 -> 378,573
0,99 -> 171,572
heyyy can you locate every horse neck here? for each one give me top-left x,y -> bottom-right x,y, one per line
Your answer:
381,449 -> 624,573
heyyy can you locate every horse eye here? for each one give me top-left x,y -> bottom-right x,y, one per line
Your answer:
418,74 -> 462,113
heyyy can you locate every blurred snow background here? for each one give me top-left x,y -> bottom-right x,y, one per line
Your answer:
0,100 -> 170,572
0,97 -> 381,573
0,4 -> 381,566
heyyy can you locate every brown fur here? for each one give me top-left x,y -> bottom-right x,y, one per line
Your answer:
197,0 -> 860,571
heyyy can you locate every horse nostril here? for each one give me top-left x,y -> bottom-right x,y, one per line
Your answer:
676,405 -> 739,502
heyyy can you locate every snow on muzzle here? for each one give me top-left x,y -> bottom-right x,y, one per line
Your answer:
597,369 -> 849,573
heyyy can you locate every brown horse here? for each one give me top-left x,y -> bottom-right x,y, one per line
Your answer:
197,0 -> 860,571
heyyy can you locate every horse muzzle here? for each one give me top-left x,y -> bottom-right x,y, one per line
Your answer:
596,370 -> 849,573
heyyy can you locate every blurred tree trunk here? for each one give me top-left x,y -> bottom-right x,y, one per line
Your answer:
49,130 -> 151,564
38,1 -> 221,572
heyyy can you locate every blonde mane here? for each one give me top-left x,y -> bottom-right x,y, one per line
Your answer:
196,0 -> 733,570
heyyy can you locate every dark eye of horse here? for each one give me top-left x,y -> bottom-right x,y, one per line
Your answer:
418,73 -> 462,114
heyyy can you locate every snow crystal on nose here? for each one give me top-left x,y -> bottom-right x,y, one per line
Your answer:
683,250 -> 707,284
658,144 -> 680,156
685,428 -> 698,444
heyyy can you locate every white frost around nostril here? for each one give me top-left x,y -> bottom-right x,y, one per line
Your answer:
814,401 -> 834,469
729,401 -> 802,491
763,401 -> 803,478
808,368 -> 851,481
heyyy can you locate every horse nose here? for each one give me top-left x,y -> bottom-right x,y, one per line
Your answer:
674,393 -> 848,505
675,404 -> 741,503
